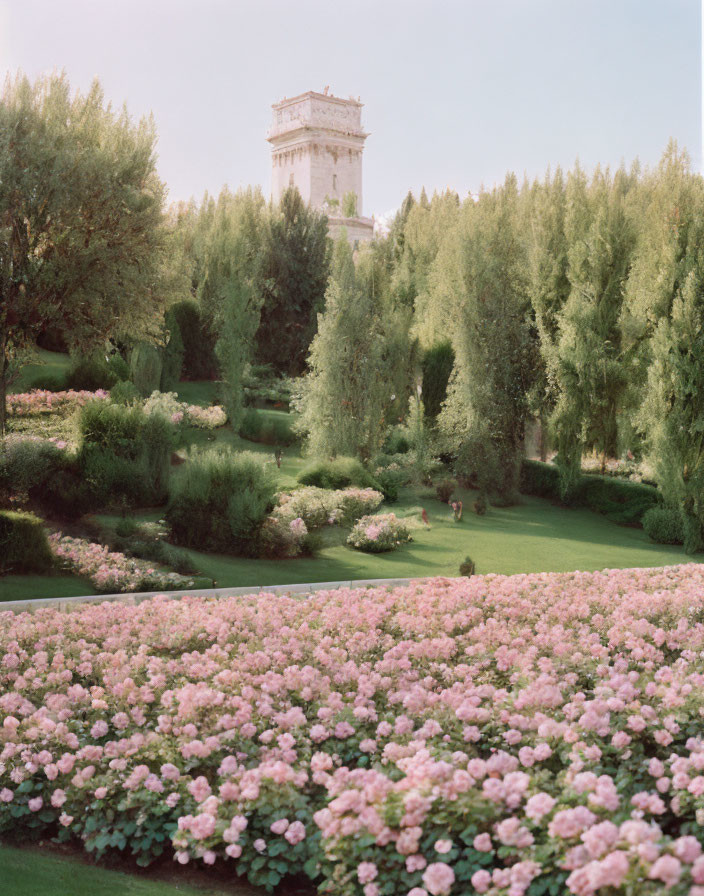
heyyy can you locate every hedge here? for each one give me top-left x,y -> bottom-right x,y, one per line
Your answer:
520,459 -> 659,527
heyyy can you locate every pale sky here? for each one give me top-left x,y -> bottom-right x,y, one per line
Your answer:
0,0 -> 700,219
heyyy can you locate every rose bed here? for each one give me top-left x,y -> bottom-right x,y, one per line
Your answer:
2,566 -> 704,896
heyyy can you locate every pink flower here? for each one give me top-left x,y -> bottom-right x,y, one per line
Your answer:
28,797 -> 43,812
270,818 -> 289,835
473,833 -> 492,852
285,821 -> 306,844
422,862 -> 455,896
434,839 -> 452,854
358,862 -> 378,884
648,855 -> 681,888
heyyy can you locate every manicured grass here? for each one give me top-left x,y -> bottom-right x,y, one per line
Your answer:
10,349 -> 71,393
0,843 -> 266,896
175,380 -> 222,408
0,573 -> 94,603
86,484 -> 701,592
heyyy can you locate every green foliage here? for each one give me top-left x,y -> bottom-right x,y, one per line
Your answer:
341,190 -> 357,217
109,380 -> 140,405
549,164 -> 637,496
421,341 -> 455,419
642,505 -> 684,545
77,401 -> 173,506
130,342 -> 163,398
297,456 -> 381,491
437,176 -> 533,503
66,352 -> 127,391
296,237 -> 412,461
0,435 -> 64,500
169,300 -> 218,381
166,448 -> 277,555
239,408 -> 297,446
256,187 -> 331,376
0,510 -> 53,573
638,251 -> 704,553
436,479 -> 456,503
159,307 -> 185,392
520,460 -> 658,526
0,71 -> 167,435
197,188 -> 266,430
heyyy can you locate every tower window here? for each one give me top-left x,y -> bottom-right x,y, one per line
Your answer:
289,173 -> 294,186
333,174 -> 337,191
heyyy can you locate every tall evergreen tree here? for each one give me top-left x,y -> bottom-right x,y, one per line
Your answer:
198,188 -> 265,429
436,176 -> 534,502
255,187 -> 331,376
296,237 -> 405,460
550,165 -> 637,493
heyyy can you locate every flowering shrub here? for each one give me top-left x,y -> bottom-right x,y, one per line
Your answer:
347,512 -> 412,552
4,567 -> 704,893
142,391 -> 227,430
7,389 -> 108,417
48,533 -> 196,593
274,487 -> 383,529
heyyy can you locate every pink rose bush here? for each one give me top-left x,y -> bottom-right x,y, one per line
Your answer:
49,533 -> 196,593
347,512 -> 412,552
274,486 -> 384,529
7,389 -> 109,417
3,565 -> 704,893
142,392 -> 227,430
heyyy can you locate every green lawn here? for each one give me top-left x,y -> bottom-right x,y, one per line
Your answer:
176,380 -> 222,407
10,349 -> 72,393
0,573 -> 94,603
0,843 -> 270,896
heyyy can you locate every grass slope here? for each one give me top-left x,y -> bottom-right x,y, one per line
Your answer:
0,844 -> 266,896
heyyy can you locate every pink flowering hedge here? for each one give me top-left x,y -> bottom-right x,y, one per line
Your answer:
3,567 -> 704,895
7,389 -> 109,417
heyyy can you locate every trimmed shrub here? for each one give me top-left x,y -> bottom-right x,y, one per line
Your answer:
383,428 -> 411,455
642,505 -> 685,545
24,372 -> 68,392
474,494 -> 488,516
109,380 -> 140,405
78,402 -> 173,506
66,353 -> 120,391
130,342 -> 163,397
0,510 -> 53,573
421,341 -> 455,419
520,459 -> 658,527
298,457 -> 381,491
0,435 -> 64,499
374,468 -> 404,503
347,513 -> 412,553
239,408 -> 297,446
166,448 -> 277,555
170,300 -> 219,381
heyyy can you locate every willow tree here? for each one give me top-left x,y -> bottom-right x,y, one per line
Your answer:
0,72 -> 167,434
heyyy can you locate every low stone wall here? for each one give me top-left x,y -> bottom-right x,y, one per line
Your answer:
0,576 -> 436,614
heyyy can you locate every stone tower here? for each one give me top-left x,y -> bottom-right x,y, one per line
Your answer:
267,89 -> 374,243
